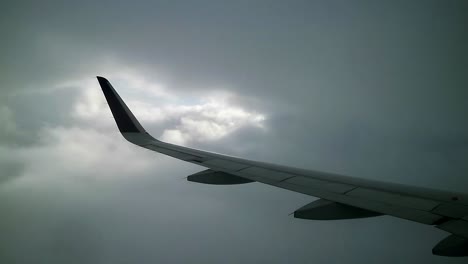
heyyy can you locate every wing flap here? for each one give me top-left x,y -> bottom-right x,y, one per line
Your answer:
202,159 -> 250,171
266,178 -> 444,225
283,176 -> 355,194
346,187 -> 440,211
438,220 -> 468,238
431,203 -> 468,219
239,167 -> 295,182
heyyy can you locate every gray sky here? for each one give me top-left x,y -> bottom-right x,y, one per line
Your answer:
1,0 -> 467,263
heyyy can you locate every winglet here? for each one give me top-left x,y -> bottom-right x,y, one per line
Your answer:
97,76 -> 146,133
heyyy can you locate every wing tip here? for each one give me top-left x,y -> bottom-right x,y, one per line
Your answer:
96,76 -> 110,85
97,76 -> 147,134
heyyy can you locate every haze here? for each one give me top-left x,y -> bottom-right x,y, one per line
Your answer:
1,1 -> 467,263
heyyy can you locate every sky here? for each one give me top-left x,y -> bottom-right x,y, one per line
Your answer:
0,0 -> 467,263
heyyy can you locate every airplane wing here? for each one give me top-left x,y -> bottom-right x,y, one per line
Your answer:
97,76 -> 468,257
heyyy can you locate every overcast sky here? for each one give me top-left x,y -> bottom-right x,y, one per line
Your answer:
1,0 -> 467,263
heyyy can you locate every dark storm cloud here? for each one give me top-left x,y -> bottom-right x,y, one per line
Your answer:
0,0 -> 467,263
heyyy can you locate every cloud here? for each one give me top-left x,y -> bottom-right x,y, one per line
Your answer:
0,146 -> 24,185
0,1 -> 466,263
159,96 -> 266,144
0,106 -> 16,140
70,73 -> 266,145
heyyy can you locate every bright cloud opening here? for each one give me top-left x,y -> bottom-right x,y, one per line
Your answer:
70,71 -> 266,145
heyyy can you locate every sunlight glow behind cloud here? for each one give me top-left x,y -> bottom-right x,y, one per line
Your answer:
71,72 -> 266,145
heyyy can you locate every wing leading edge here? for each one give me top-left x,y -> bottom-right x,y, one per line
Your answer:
97,76 -> 468,257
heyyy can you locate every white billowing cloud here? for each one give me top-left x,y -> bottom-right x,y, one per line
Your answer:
160,97 -> 266,144
161,129 -> 190,145
70,72 -> 266,145
125,100 -> 166,123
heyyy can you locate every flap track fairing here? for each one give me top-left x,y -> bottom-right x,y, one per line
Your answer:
187,169 -> 254,185
294,199 -> 382,220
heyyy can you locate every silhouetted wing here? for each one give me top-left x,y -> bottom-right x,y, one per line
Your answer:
97,76 -> 468,256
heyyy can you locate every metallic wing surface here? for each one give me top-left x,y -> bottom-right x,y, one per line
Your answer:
97,76 -> 468,257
